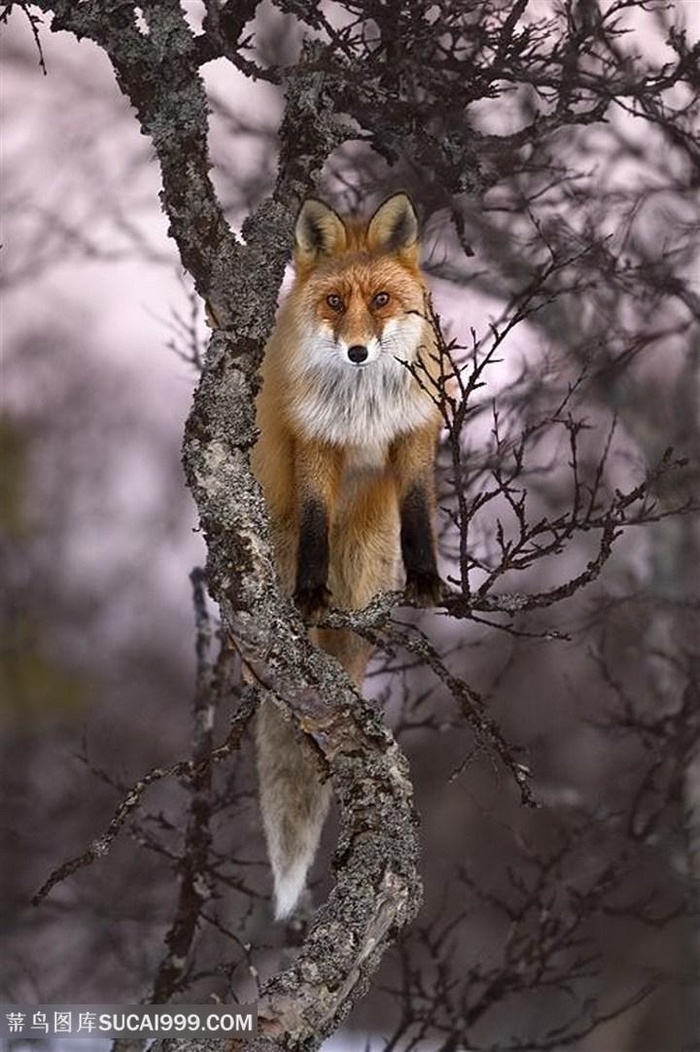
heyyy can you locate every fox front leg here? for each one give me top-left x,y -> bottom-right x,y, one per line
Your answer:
392,424 -> 443,606
400,482 -> 443,606
294,497 -> 332,620
292,441 -> 342,620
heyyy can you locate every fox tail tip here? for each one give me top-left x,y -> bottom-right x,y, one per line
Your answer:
273,858 -> 310,921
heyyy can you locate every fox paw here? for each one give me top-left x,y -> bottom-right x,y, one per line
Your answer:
294,583 -> 332,622
404,571 -> 444,608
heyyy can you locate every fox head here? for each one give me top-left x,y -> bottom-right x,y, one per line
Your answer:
290,193 -> 428,371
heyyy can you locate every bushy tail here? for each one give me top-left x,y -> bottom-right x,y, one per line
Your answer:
256,697 -> 332,919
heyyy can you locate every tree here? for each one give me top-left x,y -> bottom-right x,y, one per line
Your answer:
3,1 -> 698,1049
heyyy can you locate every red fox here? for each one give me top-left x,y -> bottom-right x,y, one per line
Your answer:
252,192 -> 443,919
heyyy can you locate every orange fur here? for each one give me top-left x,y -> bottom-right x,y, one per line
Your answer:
253,193 -> 442,918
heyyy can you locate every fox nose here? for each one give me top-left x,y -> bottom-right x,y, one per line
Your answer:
347,344 -> 368,364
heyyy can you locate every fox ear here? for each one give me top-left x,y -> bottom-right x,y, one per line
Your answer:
295,199 -> 347,262
367,193 -> 419,254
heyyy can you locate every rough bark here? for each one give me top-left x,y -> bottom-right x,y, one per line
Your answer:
27,1 -> 423,1044
19,0 -> 699,1045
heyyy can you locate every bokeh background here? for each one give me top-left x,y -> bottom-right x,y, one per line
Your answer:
2,2 -> 699,1049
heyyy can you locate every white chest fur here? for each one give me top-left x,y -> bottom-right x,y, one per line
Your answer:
288,320 -> 435,448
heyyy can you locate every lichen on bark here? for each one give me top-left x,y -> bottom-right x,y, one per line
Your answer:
29,2 -> 425,1046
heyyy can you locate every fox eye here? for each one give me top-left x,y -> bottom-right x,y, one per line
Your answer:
372,291 -> 390,308
326,294 -> 344,311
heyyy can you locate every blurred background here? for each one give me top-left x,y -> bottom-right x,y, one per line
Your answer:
1,2 -> 699,1049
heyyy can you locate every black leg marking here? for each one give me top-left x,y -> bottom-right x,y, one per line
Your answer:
294,499 -> 331,620
401,485 -> 442,606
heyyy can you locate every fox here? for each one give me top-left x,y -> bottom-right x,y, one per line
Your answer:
251,192 -> 443,920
